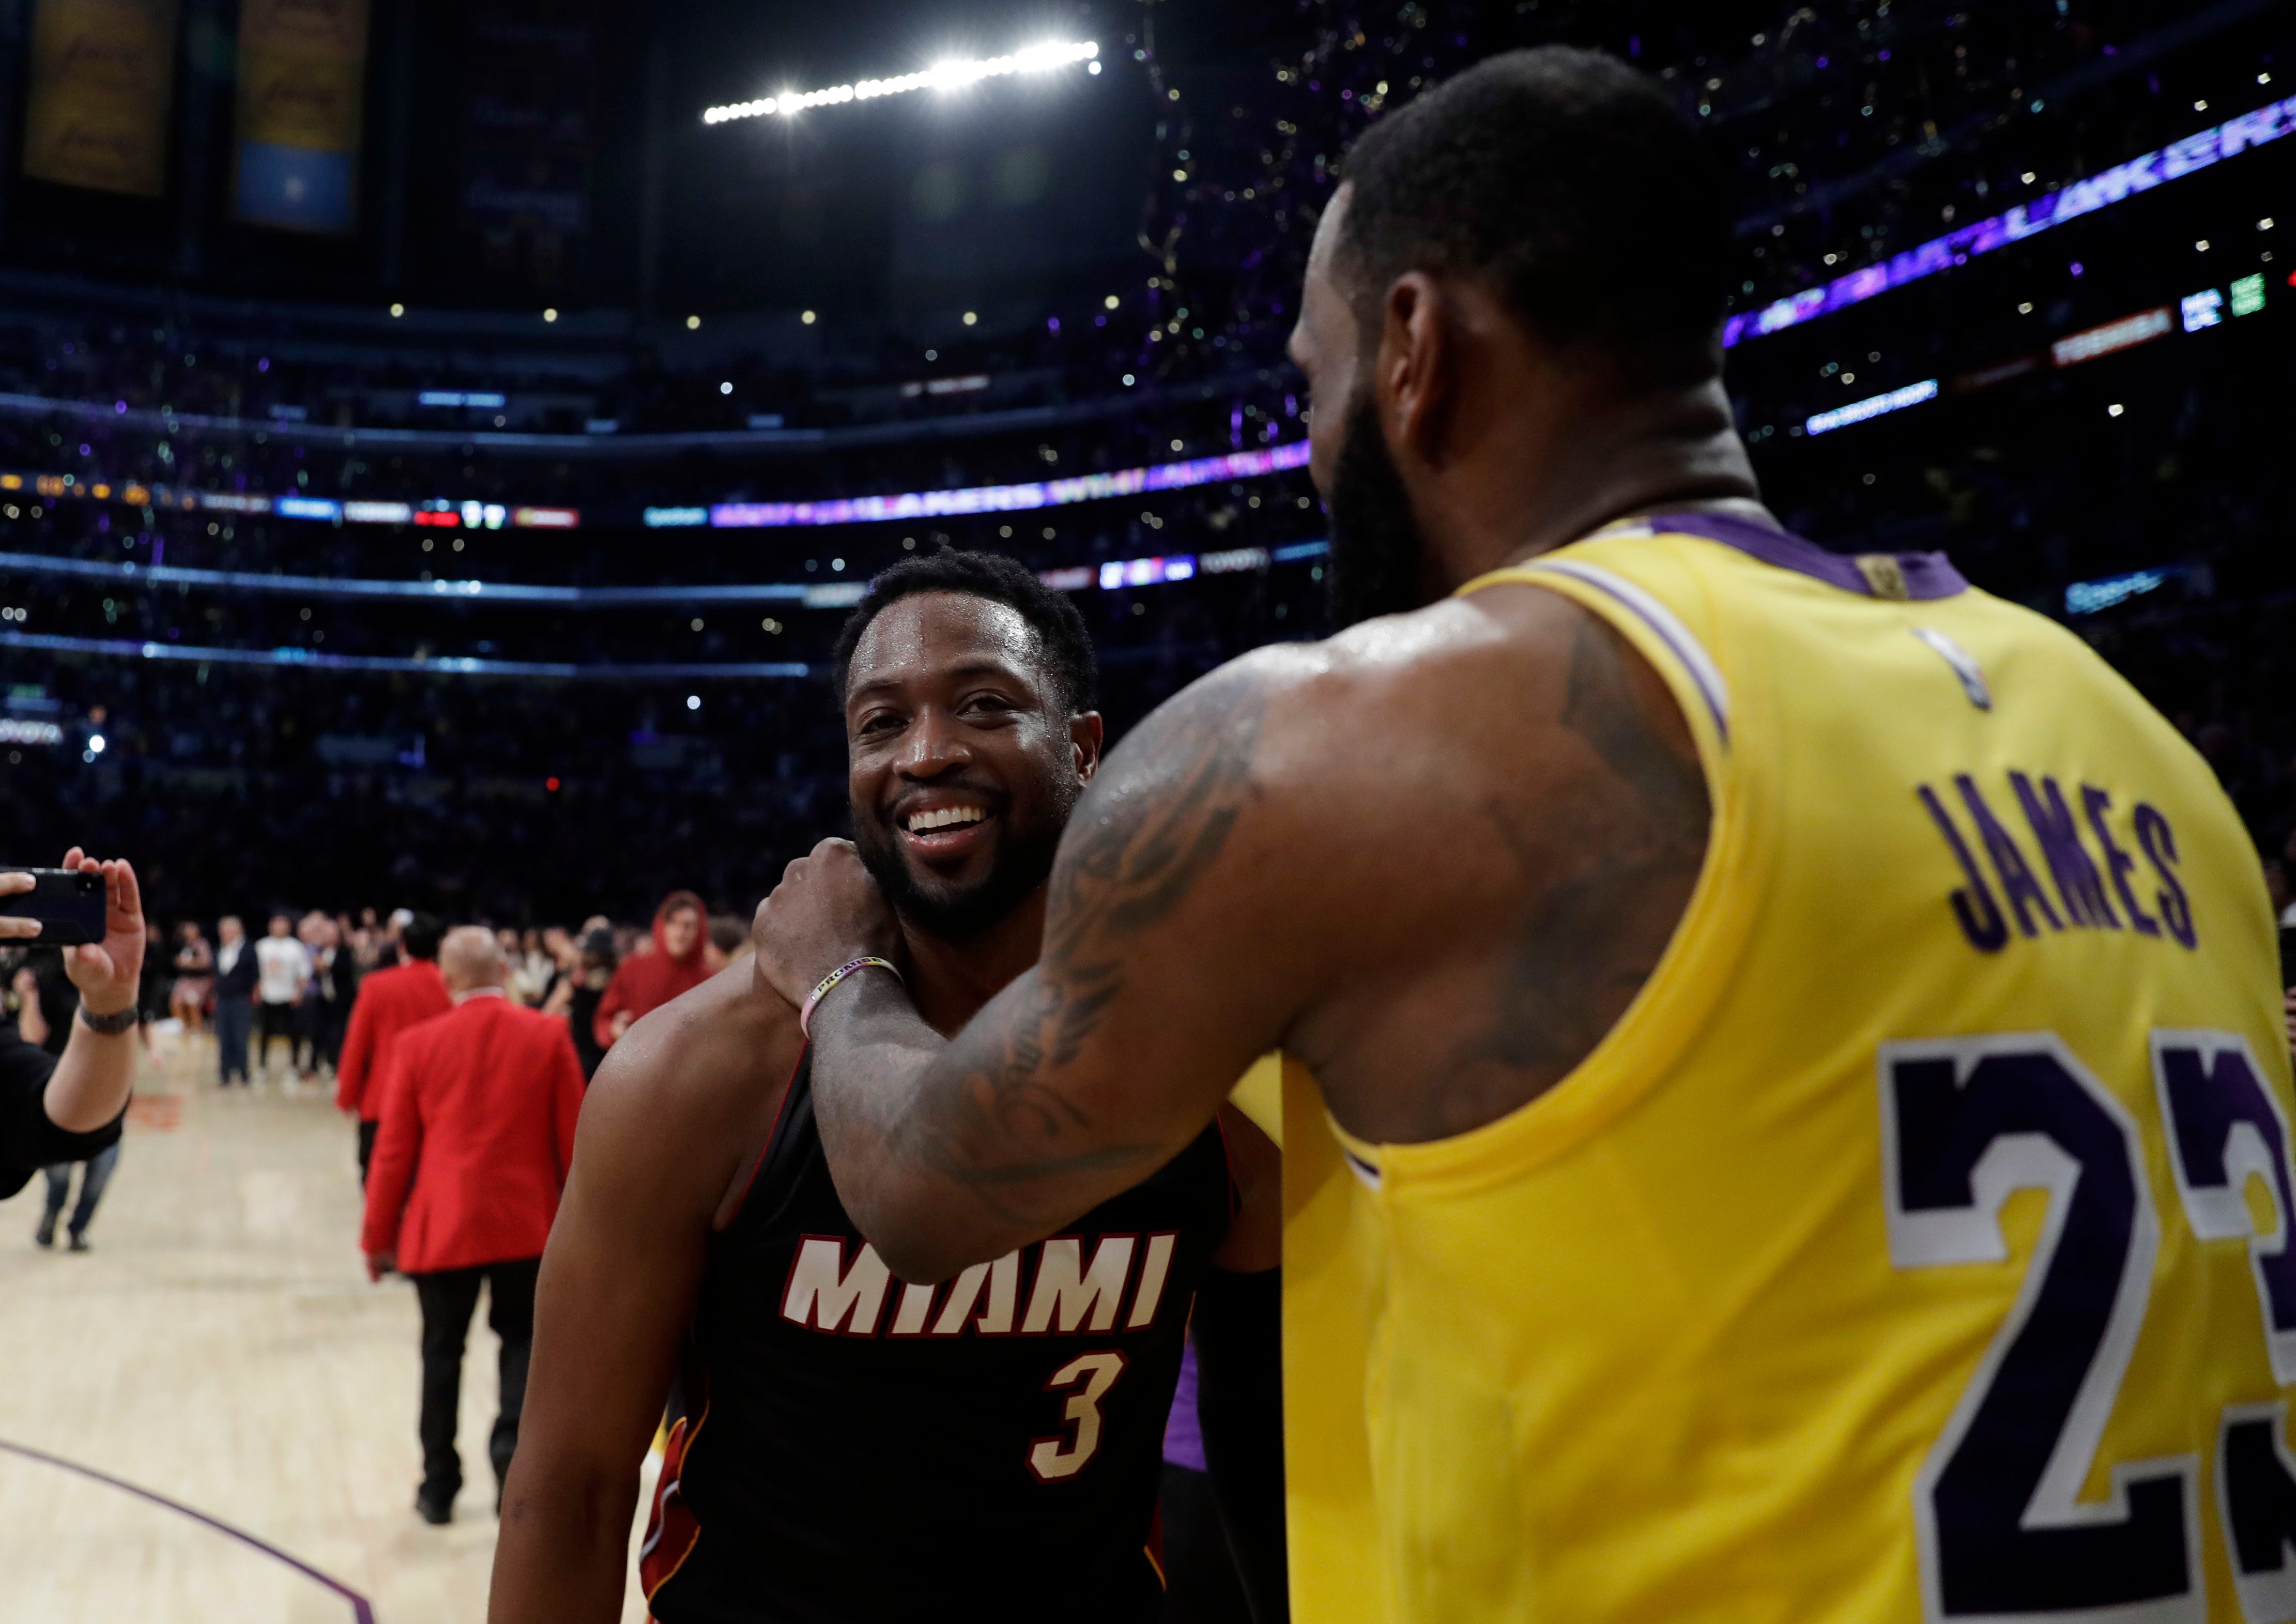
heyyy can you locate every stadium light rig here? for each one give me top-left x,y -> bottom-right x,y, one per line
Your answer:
702,40 -> 1099,125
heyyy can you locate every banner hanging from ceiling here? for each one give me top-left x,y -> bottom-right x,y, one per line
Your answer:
234,0 -> 370,233
21,0 -> 180,197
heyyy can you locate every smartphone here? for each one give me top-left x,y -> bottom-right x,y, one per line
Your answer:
0,868 -> 105,946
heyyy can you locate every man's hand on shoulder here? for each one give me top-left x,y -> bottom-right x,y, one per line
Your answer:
751,839 -> 901,1012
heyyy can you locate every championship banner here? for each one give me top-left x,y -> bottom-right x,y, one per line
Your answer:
21,0 -> 180,197
234,0 -> 370,233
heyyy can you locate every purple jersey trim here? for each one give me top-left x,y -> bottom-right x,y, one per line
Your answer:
1162,1339 -> 1207,1472
1644,510 -> 1970,601
1524,559 -> 1732,745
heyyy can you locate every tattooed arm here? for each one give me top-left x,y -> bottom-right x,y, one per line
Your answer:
761,653 -> 1311,1281
759,584 -> 1710,1281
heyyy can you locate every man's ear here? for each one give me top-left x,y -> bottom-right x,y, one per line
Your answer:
1072,712 -> 1107,785
1376,270 -> 1455,464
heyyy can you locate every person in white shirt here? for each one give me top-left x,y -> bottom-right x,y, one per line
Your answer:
254,914 -> 311,1082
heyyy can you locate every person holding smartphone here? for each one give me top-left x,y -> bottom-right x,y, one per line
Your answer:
0,850 -> 145,1201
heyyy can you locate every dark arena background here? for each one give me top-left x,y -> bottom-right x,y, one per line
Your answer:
0,0 -> 2293,1616
1,0 -> 2287,924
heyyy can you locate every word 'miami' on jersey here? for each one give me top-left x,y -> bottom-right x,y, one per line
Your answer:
1916,770 -> 2195,955
780,1232 -> 1178,1340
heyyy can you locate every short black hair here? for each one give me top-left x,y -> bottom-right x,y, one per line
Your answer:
830,549 -> 1098,714
401,912 -> 444,961
1338,47 -> 1731,366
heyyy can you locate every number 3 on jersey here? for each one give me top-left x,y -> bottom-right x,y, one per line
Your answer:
1029,1352 -> 1127,1483
1880,1030 -> 2296,1622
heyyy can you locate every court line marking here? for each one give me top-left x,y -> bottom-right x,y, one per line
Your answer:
0,1436 -> 376,1623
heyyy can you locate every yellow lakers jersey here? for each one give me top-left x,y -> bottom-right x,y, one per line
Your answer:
1278,513 -> 2295,1623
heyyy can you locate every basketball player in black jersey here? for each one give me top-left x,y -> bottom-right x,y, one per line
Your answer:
491,551 -> 1283,1624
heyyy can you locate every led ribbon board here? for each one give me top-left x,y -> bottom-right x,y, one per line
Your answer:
2065,565 -> 2187,616
0,441 -> 1309,534
703,41 -> 1098,125
2051,307 -> 2175,366
0,539 -> 1331,608
0,628 -> 809,681
1804,378 -> 1939,437
0,541 -> 1334,679
699,441 -> 1313,529
1726,91 -> 2296,349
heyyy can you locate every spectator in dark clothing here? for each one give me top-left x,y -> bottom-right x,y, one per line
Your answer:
561,927 -> 616,1082
16,947 -> 130,1253
135,918 -> 170,1031
702,914 -> 748,973
37,1141 -> 118,1251
0,853 -> 146,1215
304,913 -> 351,1076
211,916 -> 257,1085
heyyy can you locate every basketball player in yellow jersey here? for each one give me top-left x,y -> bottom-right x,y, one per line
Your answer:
753,46 -> 2296,1623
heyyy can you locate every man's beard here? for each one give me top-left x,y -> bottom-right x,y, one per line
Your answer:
850,785 -> 1076,943
1325,392 -> 1432,628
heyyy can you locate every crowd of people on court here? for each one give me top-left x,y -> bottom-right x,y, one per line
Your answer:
116,890 -> 753,1092
0,888 -> 749,1527
0,890 -> 746,1252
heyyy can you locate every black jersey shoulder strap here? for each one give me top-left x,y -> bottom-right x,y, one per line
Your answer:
721,1045 -> 817,1232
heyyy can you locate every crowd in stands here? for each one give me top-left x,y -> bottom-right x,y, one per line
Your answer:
0,0 -> 2269,496
2,0 -> 2291,934
0,563 -> 1288,925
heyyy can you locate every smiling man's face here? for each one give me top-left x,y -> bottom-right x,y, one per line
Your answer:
842,591 -> 1096,942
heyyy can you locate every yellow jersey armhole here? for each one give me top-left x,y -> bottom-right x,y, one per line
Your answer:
1458,556 -> 1733,771
1228,1053 -> 1284,1150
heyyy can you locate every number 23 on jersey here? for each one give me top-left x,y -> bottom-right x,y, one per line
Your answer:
1880,1029 -> 2296,1623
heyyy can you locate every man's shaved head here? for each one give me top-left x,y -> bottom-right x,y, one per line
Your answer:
439,925 -> 508,992
1335,46 -> 1731,367
1289,47 -> 1742,626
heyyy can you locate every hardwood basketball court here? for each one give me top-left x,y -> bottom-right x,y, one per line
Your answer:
0,1028 -> 654,1623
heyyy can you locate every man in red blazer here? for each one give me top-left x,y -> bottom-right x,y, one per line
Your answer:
362,925 -> 586,1526
335,912 -> 450,1184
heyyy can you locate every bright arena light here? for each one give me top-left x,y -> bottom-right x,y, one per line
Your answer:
703,40 -> 1098,125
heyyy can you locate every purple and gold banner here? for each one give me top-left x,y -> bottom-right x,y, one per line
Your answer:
234,0 -> 370,233
21,0 -> 180,197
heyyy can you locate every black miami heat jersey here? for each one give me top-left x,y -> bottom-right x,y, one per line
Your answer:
641,1048 -> 1235,1623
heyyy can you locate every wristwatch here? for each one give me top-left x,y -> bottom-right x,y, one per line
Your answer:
76,1002 -> 139,1037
